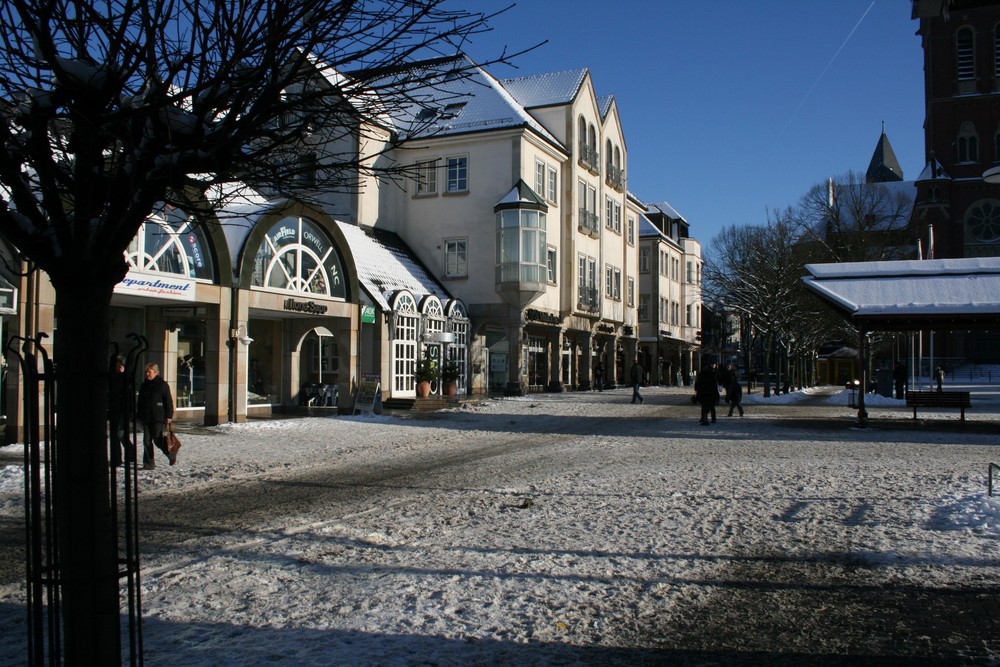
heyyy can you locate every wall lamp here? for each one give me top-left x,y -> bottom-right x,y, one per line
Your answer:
230,324 -> 254,346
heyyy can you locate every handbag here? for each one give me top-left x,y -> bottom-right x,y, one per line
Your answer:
164,423 -> 182,465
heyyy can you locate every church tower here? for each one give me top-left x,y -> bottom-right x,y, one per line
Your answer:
865,124 -> 905,183
911,0 -> 1000,259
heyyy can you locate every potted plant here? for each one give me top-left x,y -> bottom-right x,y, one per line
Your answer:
414,353 -> 438,398
440,359 -> 460,397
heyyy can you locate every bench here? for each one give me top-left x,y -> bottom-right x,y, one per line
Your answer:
905,390 -> 971,421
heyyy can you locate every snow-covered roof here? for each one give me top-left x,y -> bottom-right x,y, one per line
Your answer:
336,222 -> 451,312
803,257 -> 1000,328
645,200 -> 686,222
596,95 -> 614,120
917,157 -> 951,182
378,55 -> 561,148
500,69 -> 588,108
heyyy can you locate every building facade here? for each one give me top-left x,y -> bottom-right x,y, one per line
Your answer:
910,0 -> 1000,362
636,201 -> 703,385
3,54 -> 705,437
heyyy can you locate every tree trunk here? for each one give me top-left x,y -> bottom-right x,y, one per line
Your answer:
51,278 -> 120,664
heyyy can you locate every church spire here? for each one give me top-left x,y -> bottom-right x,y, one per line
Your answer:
866,123 -> 904,183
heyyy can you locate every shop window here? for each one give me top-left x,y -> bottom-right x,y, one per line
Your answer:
392,292 -> 418,394
126,203 -> 214,280
252,215 -> 347,299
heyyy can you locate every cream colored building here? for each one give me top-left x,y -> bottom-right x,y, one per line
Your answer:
637,201 -> 703,385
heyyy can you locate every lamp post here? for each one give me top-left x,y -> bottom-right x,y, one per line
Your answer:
227,323 -> 253,423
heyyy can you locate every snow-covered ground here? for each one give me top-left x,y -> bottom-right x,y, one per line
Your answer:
1,383 -> 1000,665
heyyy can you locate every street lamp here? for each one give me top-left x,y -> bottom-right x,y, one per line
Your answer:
230,324 -> 254,346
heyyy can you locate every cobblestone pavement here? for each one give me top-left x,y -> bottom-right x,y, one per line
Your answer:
1,389 -> 999,665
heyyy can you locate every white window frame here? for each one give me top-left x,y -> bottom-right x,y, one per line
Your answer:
547,246 -> 557,284
415,159 -> 437,196
444,238 -> 468,278
534,159 -> 546,196
547,166 -> 558,204
446,155 -> 468,193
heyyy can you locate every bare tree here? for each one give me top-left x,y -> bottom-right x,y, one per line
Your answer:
0,1 -> 525,662
703,211 -> 810,397
793,170 -> 915,263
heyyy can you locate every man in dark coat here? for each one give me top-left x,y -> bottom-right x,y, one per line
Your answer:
108,355 -> 132,466
137,362 -> 175,469
694,362 -> 720,425
630,359 -> 644,404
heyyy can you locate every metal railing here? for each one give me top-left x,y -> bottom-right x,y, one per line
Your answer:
11,333 -> 148,666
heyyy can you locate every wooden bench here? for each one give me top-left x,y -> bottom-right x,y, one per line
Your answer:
905,390 -> 971,420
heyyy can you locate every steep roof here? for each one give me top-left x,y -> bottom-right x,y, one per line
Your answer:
596,95 -> 614,120
365,54 -> 562,148
866,129 -> 904,183
500,68 -> 588,108
336,222 -> 451,312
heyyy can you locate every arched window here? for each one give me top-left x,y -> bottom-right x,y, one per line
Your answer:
605,139 -> 613,171
578,116 -> 587,152
958,122 -> 979,162
251,215 -> 347,298
391,291 -> 418,394
957,26 -> 975,81
445,300 -> 469,393
588,124 -> 597,156
613,145 -> 621,170
126,203 -> 214,280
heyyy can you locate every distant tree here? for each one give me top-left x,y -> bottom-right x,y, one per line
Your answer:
793,170 -> 915,263
0,1 -> 525,662
703,211 -> 812,396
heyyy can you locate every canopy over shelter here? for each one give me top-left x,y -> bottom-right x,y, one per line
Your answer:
802,257 -> 1000,426
802,257 -> 1000,331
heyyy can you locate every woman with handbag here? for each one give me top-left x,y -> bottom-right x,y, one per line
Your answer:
137,362 -> 176,469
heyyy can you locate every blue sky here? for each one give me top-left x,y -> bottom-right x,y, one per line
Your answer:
452,0 -> 925,247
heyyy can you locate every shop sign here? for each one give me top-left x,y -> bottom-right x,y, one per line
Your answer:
283,298 -> 328,315
115,270 -> 196,302
360,304 -> 377,324
525,308 -> 561,325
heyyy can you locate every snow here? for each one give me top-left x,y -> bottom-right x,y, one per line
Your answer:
1,382 -> 1000,664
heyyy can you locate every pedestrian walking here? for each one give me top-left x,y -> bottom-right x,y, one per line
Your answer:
137,362 -> 176,469
108,355 -> 132,467
694,362 -> 720,425
936,366 -> 945,392
727,375 -> 744,417
893,362 -> 907,400
630,359 -> 644,404
594,362 -> 604,391
718,363 -> 734,404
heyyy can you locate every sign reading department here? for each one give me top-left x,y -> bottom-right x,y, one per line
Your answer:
115,270 -> 196,302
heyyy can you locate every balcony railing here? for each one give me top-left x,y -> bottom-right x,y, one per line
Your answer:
577,286 -> 599,312
605,164 -> 626,192
577,144 -> 600,174
577,208 -> 600,238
